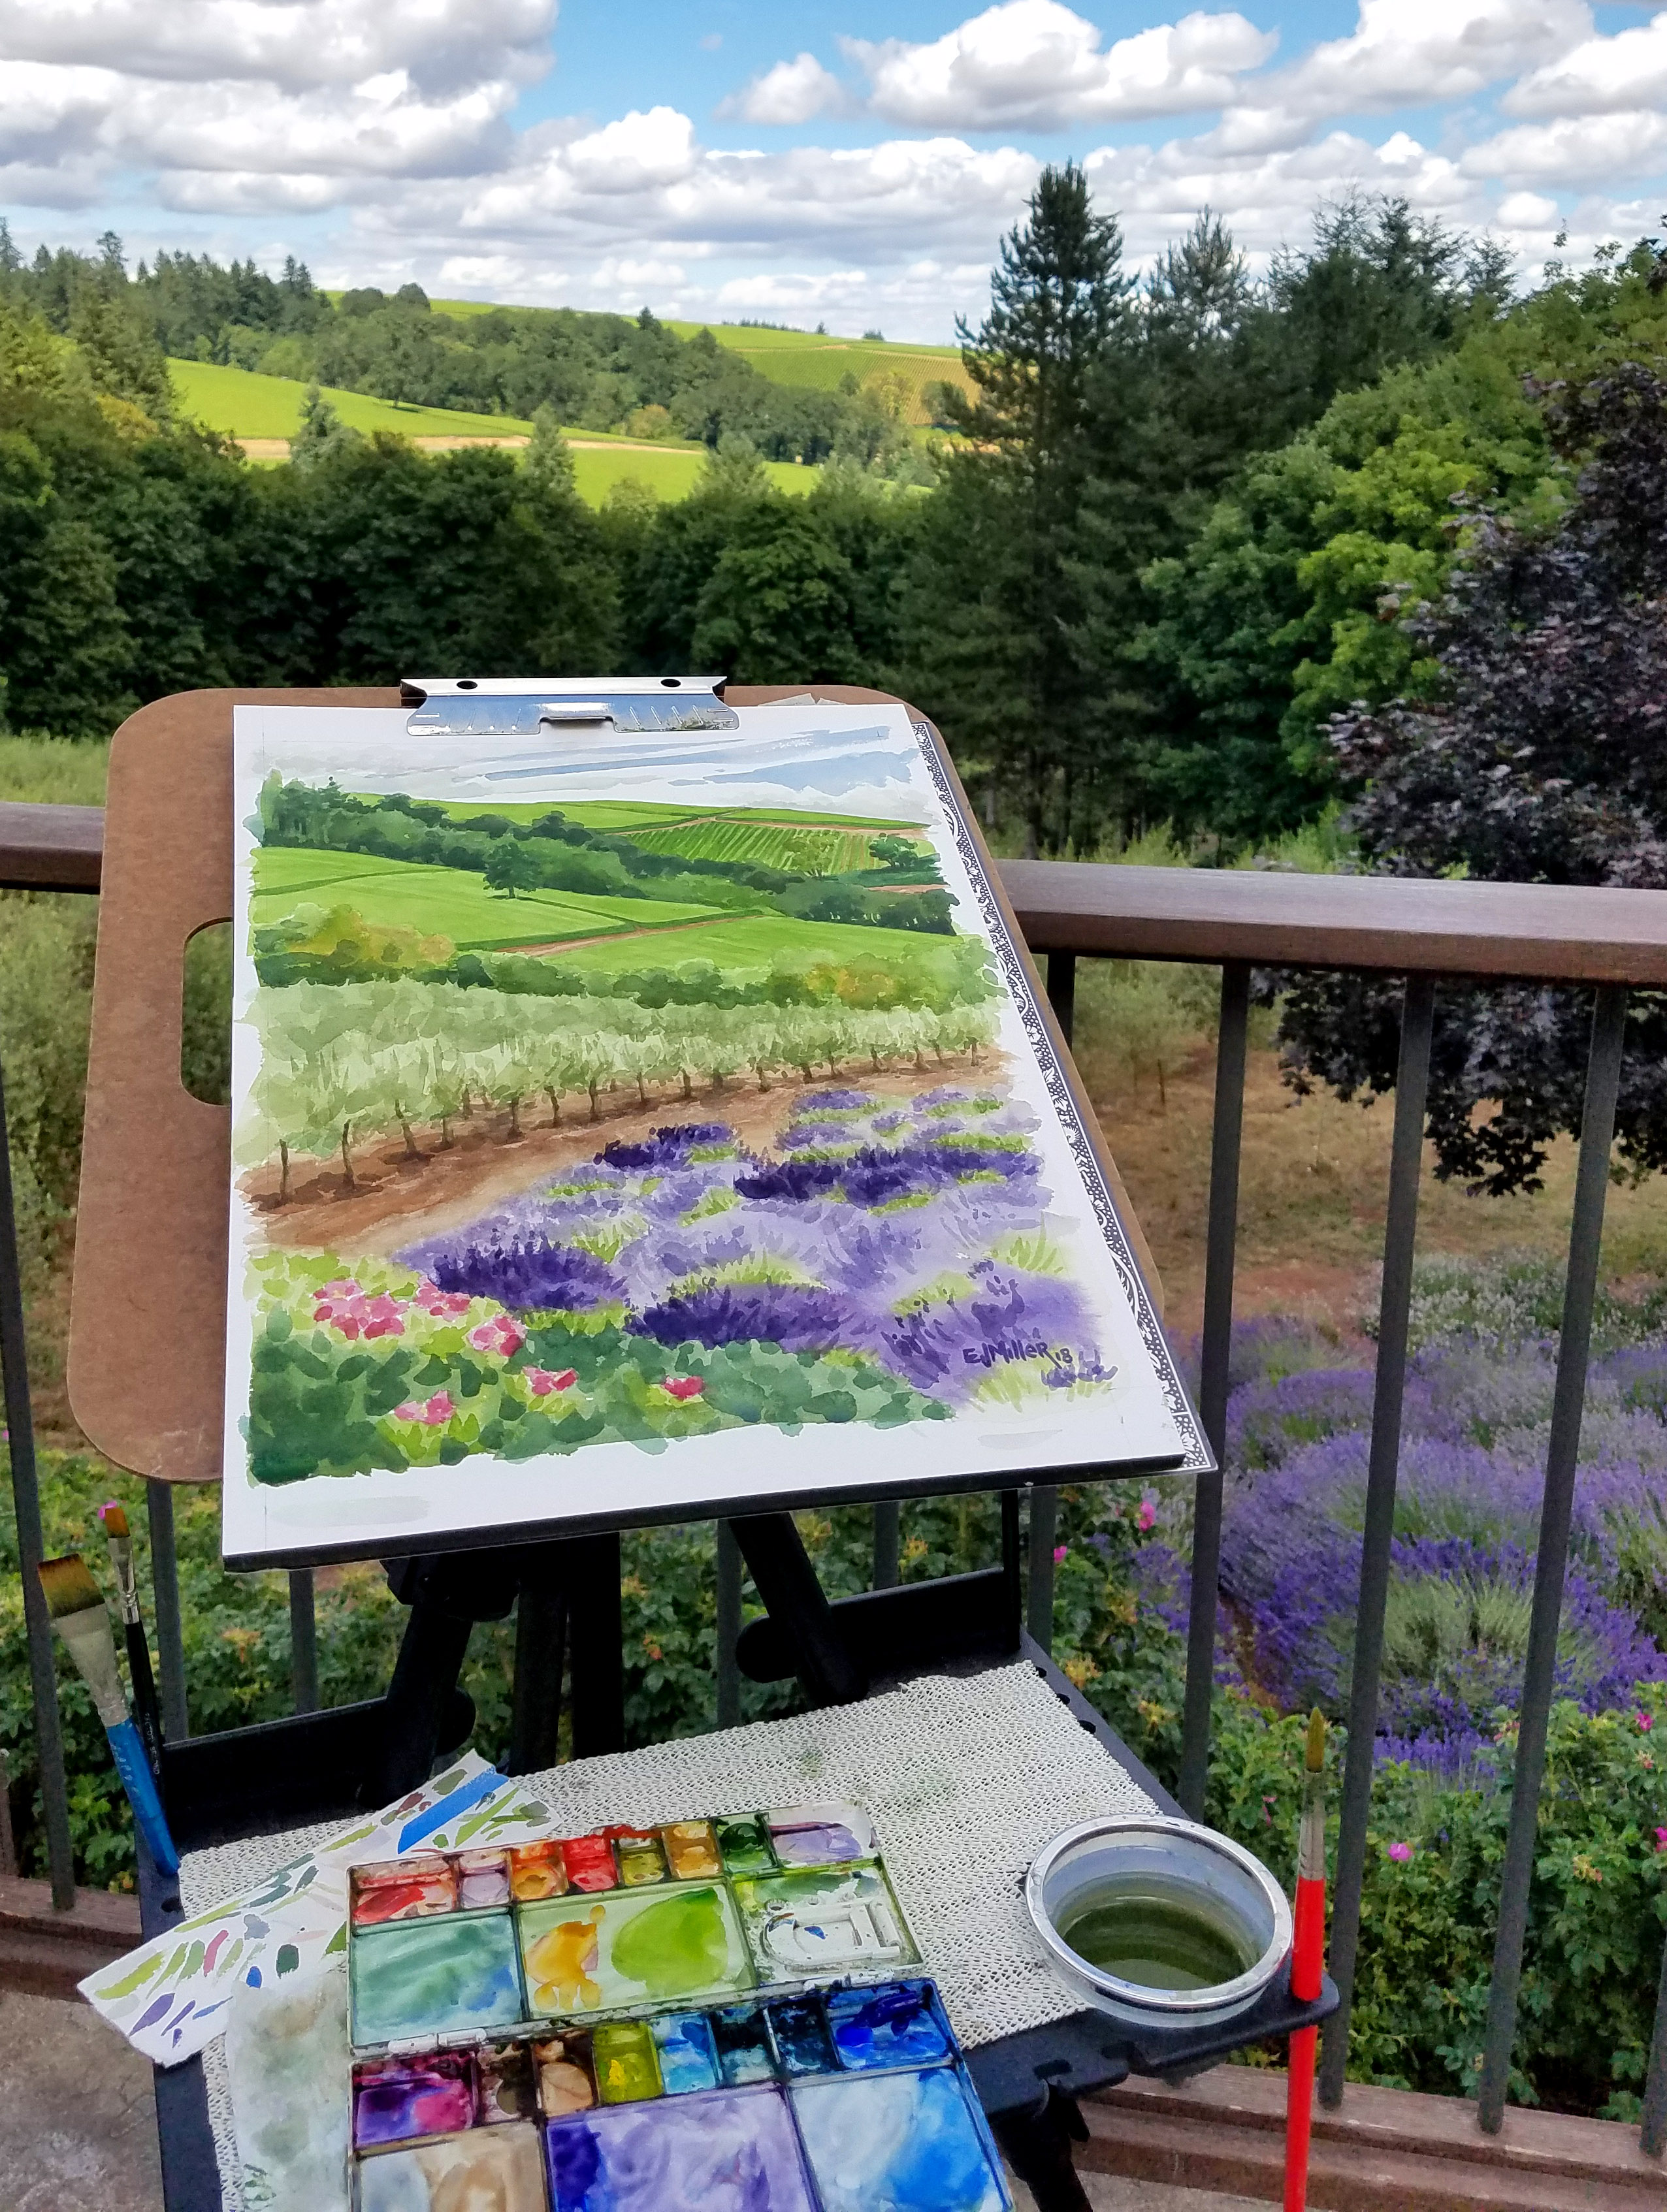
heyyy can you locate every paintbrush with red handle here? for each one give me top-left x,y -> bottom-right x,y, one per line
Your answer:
1284,1708 -> 1328,2212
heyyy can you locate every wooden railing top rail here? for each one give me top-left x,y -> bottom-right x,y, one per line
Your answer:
8,800 -> 1667,987
1001,859 -> 1667,987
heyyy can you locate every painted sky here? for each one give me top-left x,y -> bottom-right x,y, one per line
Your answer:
3,0 -> 1662,340
255,703 -> 936,818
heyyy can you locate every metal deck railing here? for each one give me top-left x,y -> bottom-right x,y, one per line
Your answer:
7,799 -> 1667,2150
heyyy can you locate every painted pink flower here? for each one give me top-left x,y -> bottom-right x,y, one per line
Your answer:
1387,1842 -> 1413,1863
467,1313 -> 526,1357
662,1375 -> 705,1402
414,1279 -> 473,1319
1137,1498 -> 1157,1531
525,1367 -> 577,1397
1638,1711 -> 1655,1732
314,1283 -> 405,1341
393,1391 -> 455,1426
1052,1545 -> 1068,1565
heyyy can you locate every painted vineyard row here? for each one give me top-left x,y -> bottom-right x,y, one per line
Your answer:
236,978 -> 1001,1192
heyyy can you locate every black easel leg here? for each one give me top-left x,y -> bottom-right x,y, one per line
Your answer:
509,1580 -> 568,1775
567,1531 -> 626,1757
990,2089 -> 1093,2212
729,1511 -> 867,1707
372,1588 -> 475,1803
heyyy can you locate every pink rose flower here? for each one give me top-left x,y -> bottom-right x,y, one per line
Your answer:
525,1367 -> 577,1396
314,1283 -> 405,1341
414,1279 -> 472,1319
393,1391 -> 455,1426
467,1313 -> 526,1357
1387,1842 -> 1412,1863
662,1375 -> 705,1402
1137,1498 -> 1157,1531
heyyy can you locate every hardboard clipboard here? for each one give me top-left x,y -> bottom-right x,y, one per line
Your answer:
68,684 -> 1182,1533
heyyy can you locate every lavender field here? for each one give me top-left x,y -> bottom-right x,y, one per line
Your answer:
245,1083 -> 1121,1484
1041,1261 -> 1667,2113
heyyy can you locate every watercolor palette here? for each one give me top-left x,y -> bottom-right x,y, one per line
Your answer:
349,1980 -> 1009,2212
348,1805 -> 914,2053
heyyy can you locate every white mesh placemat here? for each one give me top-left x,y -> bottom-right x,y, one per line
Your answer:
185,1659 -> 1159,2210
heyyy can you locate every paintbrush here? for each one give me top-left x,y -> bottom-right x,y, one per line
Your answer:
96,1502 -> 165,1781
1283,1708 -> 1328,2212
38,1554 -> 179,1877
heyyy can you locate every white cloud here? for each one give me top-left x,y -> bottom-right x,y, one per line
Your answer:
1505,10 -> 1667,116
1462,107 -> 1667,184
1496,188 -> 1558,223
721,52 -> 849,125
843,0 -> 1276,128
0,0 -> 554,93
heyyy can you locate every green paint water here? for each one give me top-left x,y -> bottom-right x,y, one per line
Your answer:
610,1887 -> 738,2000
1057,1879 -> 1256,1993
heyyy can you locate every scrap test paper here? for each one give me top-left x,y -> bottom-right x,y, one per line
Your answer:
223,684 -> 1205,1567
340,1801 -> 1009,2212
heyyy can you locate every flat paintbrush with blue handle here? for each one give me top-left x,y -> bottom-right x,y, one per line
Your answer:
38,1554 -> 180,1877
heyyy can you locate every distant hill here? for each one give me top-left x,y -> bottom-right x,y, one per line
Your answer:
167,359 -> 821,505
427,298 -> 973,425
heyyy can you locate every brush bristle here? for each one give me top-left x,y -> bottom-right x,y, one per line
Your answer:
98,1502 -> 130,1539
1305,1707 -> 1326,1772
38,1553 -> 105,1618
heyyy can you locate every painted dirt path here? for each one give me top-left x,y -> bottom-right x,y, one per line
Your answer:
242,1053 -> 1007,1259
504,913 -> 738,957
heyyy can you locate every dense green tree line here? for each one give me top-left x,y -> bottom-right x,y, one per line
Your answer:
5,187 -> 1667,866
0,223 -> 914,467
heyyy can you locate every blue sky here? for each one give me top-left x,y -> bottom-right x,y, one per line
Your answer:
3,0 -> 1663,340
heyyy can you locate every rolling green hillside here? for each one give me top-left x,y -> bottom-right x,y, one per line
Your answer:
251,846 -> 724,950
167,359 -> 818,502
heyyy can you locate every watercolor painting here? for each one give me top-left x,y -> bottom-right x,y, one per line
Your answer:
517,1882 -> 752,2015
792,2067 -> 1009,2212
223,694 -> 1205,1567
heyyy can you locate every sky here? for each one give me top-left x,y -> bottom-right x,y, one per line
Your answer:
3,0 -> 1664,342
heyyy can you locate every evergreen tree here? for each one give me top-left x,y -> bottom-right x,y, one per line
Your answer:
899,164 -> 1134,851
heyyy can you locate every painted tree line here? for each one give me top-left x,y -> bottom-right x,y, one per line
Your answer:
237,979 -> 1001,1195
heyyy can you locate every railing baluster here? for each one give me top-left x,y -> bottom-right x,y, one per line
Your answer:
872,1502 -> 900,1590
715,1520 -> 742,1728
1319,972 -> 1437,2108
1479,985 -> 1628,2132
0,1057 -> 75,1910
146,1480 -> 189,1743
1642,1927 -> 1667,2158
289,1568 -> 319,1714
1046,950 -> 1076,1047
1025,1484 -> 1058,1650
1178,960 -> 1251,1818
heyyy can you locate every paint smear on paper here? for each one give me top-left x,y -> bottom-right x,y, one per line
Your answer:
792,2067 -> 1008,2212
357,2119 -> 547,2212
225,1959 -> 351,2212
545,2083 -> 816,2212
351,1913 -> 523,2046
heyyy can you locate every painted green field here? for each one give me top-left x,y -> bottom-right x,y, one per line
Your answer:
624,819 -> 886,875
251,847 -> 724,950
549,911 -> 969,983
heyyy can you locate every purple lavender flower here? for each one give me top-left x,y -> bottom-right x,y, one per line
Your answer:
630,1282 -> 852,1354
427,1238 -> 625,1311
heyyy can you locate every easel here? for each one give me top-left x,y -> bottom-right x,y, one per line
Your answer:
68,685 -> 1334,2211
